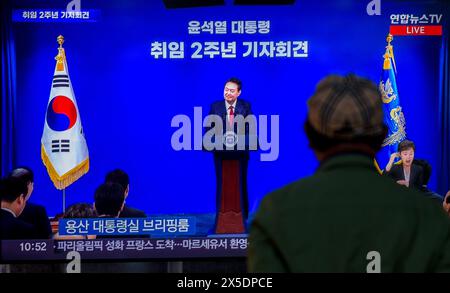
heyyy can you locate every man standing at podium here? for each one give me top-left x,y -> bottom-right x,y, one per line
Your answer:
208,78 -> 253,234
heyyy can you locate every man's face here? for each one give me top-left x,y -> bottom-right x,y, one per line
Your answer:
224,82 -> 241,104
25,182 -> 34,201
16,195 -> 27,216
400,148 -> 415,166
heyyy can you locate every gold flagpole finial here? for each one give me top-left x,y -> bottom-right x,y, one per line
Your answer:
383,33 -> 397,73
57,35 -> 65,48
55,35 -> 66,71
386,33 -> 393,45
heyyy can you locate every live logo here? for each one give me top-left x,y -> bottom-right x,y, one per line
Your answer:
390,25 -> 442,36
406,26 -> 426,34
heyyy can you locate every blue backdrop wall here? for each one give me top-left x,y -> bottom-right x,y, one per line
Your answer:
4,0 -> 449,216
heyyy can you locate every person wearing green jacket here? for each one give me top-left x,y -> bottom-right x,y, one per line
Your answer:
248,74 -> 450,273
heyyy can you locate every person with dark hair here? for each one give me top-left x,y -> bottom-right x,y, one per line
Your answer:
0,176 -> 37,239
248,74 -> 450,272
93,183 -> 149,239
10,167 -> 52,239
64,203 -> 97,219
54,203 -> 97,240
9,167 -> 34,201
384,140 -> 425,190
105,169 -> 146,218
207,77 -> 253,233
94,182 -> 125,218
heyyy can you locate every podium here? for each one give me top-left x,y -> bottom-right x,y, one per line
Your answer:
209,134 -> 257,234
215,160 -> 245,234
203,121 -> 257,234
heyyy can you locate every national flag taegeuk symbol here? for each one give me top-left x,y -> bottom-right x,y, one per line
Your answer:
41,35 -> 89,190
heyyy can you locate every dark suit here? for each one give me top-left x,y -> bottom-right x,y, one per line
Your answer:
0,209 -> 37,240
385,163 -> 424,191
117,206 -> 148,238
208,99 -> 253,223
19,202 -> 52,239
120,205 -> 147,218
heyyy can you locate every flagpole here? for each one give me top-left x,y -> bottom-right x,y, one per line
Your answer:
63,188 -> 66,213
42,35 -> 89,214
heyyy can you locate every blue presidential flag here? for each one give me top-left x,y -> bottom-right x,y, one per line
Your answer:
376,34 -> 407,172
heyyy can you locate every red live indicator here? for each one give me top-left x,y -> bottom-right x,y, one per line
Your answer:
390,25 -> 442,36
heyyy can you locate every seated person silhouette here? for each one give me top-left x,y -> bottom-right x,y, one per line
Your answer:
0,176 -> 37,239
11,167 -> 52,239
384,140 -> 425,190
105,169 -> 146,218
54,203 -> 97,240
94,183 -> 148,238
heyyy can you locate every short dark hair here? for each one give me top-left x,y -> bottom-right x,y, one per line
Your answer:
105,169 -> 129,192
94,183 -> 125,217
64,203 -> 97,218
10,167 -> 34,195
304,119 -> 387,153
226,77 -> 242,92
10,167 -> 34,183
398,140 -> 415,152
0,176 -> 28,203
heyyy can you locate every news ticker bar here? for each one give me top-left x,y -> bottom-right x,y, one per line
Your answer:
1,237 -> 248,262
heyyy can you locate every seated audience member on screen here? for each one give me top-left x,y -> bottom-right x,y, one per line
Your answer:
105,169 -> 146,218
94,183 -> 125,218
0,176 -> 37,240
384,140 -> 424,190
10,167 -> 52,239
54,203 -> 97,240
94,183 -> 144,239
94,182 -> 149,238
248,74 -> 450,273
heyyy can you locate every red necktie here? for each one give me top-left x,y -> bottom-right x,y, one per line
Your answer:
229,106 -> 234,127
